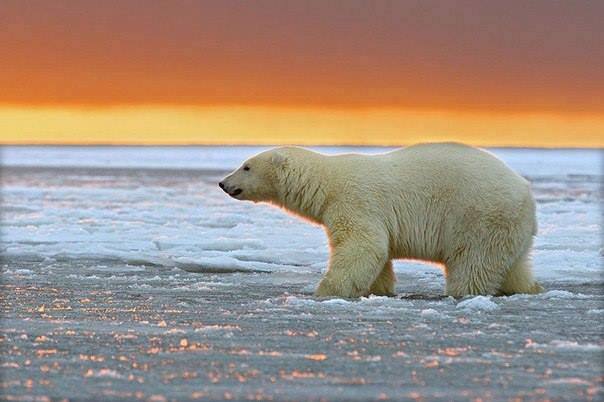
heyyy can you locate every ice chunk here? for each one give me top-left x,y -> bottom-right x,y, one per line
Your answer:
420,308 -> 444,318
456,296 -> 499,312
174,256 -> 271,273
526,340 -> 603,351
540,290 -> 591,299
321,298 -> 351,305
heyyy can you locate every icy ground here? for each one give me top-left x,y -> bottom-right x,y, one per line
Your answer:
1,146 -> 602,401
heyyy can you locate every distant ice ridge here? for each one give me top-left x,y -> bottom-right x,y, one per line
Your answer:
2,146 -> 399,170
2,146 -> 601,175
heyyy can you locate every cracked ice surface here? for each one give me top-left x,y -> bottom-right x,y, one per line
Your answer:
1,146 -> 602,401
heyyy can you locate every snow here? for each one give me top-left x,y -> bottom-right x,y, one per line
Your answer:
83,368 -> 125,379
539,290 -> 592,299
419,308 -> 446,319
1,146 -> 603,400
273,295 -> 353,307
456,296 -> 499,312
526,340 -> 604,352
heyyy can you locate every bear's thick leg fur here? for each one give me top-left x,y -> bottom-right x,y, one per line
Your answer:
445,242 -> 542,297
315,236 -> 388,298
444,241 -> 510,297
499,251 -> 544,295
445,259 -> 506,297
369,261 -> 396,296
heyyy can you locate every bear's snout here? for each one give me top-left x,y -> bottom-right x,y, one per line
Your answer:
218,180 -> 243,198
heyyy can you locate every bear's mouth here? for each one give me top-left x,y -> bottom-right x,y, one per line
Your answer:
218,181 -> 243,198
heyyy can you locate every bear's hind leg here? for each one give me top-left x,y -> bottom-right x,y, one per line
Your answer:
369,261 -> 397,296
498,251 -> 543,295
445,263 -> 504,297
444,248 -> 508,297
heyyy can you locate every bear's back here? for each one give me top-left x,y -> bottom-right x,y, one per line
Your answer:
390,142 -> 529,192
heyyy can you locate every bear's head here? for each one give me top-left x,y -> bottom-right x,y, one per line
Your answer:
219,148 -> 288,202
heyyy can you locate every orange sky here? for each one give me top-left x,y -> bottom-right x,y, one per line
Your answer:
1,1 -> 603,146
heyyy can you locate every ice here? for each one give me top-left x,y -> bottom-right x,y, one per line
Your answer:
456,296 -> 499,312
3,146 -> 600,177
275,295 -> 353,307
526,340 -> 604,352
540,290 -> 592,299
2,146 -> 600,286
1,146 -> 602,400
320,298 -> 352,305
419,308 -> 446,319
173,256 -> 271,273
83,368 -> 125,379
283,295 -> 319,306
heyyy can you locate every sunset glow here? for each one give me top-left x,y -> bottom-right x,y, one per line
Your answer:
2,106 -> 603,147
1,1 -> 603,146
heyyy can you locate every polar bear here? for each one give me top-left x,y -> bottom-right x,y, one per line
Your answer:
219,143 -> 542,298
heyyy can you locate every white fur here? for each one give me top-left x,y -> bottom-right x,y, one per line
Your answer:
221,143 -> 542,298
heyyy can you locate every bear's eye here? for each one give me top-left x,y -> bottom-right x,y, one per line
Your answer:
243,165 -> 250,171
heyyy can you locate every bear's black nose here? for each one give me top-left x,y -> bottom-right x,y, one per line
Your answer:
218,182 -> 225,189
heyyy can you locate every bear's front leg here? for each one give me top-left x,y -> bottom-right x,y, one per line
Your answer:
315,236 -> 388,299
369,261 -> 397,296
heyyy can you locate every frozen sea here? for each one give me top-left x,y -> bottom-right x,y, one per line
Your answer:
1,146 -> 602,401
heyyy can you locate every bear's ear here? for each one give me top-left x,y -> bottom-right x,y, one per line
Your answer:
270,151 -> 288,168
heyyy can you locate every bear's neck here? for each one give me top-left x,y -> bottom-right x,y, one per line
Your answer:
274,153 -> 329,224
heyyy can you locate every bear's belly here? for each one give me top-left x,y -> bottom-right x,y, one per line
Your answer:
386,204 -> 447,263
388,228 -> 445,263
390,241 -> 444,263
